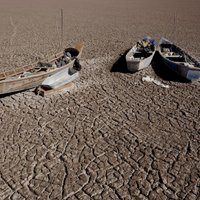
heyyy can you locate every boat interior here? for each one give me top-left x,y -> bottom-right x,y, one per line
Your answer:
0,48 -> 80,81
134,49 -> 153,60
160,44 -> 186,62
160,43 -> 200,67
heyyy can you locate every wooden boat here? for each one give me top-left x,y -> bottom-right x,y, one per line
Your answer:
126,36 -> 156,72
41,59 -> 81,89
0,43 -> 83,95
158,38 -> 200,81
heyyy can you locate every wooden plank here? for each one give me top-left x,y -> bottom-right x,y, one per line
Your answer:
0,73 -> 6,80
35,82 -> 74,97
74,42 -> 84,52
0,64 -> 37,80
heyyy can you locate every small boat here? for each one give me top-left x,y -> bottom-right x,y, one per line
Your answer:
41,59 -> 81,89
126,36 -> 156,72
0,43 -> 84,95
158,38 -> 200,81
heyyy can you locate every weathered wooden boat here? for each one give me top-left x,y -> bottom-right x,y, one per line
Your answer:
158,38 -> 200,81
42,59 -> 81,89
0,43 -> 84,95
126,36 -> 156,72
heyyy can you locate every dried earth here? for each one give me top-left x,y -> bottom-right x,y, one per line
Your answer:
0,0 -> 200,199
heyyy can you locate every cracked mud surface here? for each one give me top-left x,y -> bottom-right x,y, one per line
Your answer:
0,0 -> 200,199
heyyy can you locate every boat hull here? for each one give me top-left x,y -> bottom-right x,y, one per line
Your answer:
159,55 -> 200,81
42,67 -> 79,89
158,38 -> 200,81
126,46 -> 155,73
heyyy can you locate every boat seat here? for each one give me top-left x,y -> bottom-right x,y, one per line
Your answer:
165,53 -> 185,62
167,54 -> 182,58
177,62 -> 197,68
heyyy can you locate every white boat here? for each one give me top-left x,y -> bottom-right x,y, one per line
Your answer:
41,59 -> 81,89
158,38 -> 200,81
126,37 -> 156,72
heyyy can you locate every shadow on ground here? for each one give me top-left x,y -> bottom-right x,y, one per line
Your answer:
152,52 -> 191,83
0,89 -> 35,99
0,91 -> 22,99
110,49 -> 132,73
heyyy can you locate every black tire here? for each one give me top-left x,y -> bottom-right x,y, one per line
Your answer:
64,48 -> 79,57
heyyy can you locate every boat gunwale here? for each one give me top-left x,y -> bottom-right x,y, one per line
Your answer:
0,60 -> 75,84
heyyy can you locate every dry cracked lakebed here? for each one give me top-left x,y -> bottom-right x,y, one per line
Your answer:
0,55 -> 200,200
0,0 -> 200,199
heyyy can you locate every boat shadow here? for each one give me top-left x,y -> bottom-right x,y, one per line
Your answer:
152,52 -> 191,83
0,89 -> 35,99
0,91 -> 20,99
110,49 -> 133,73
